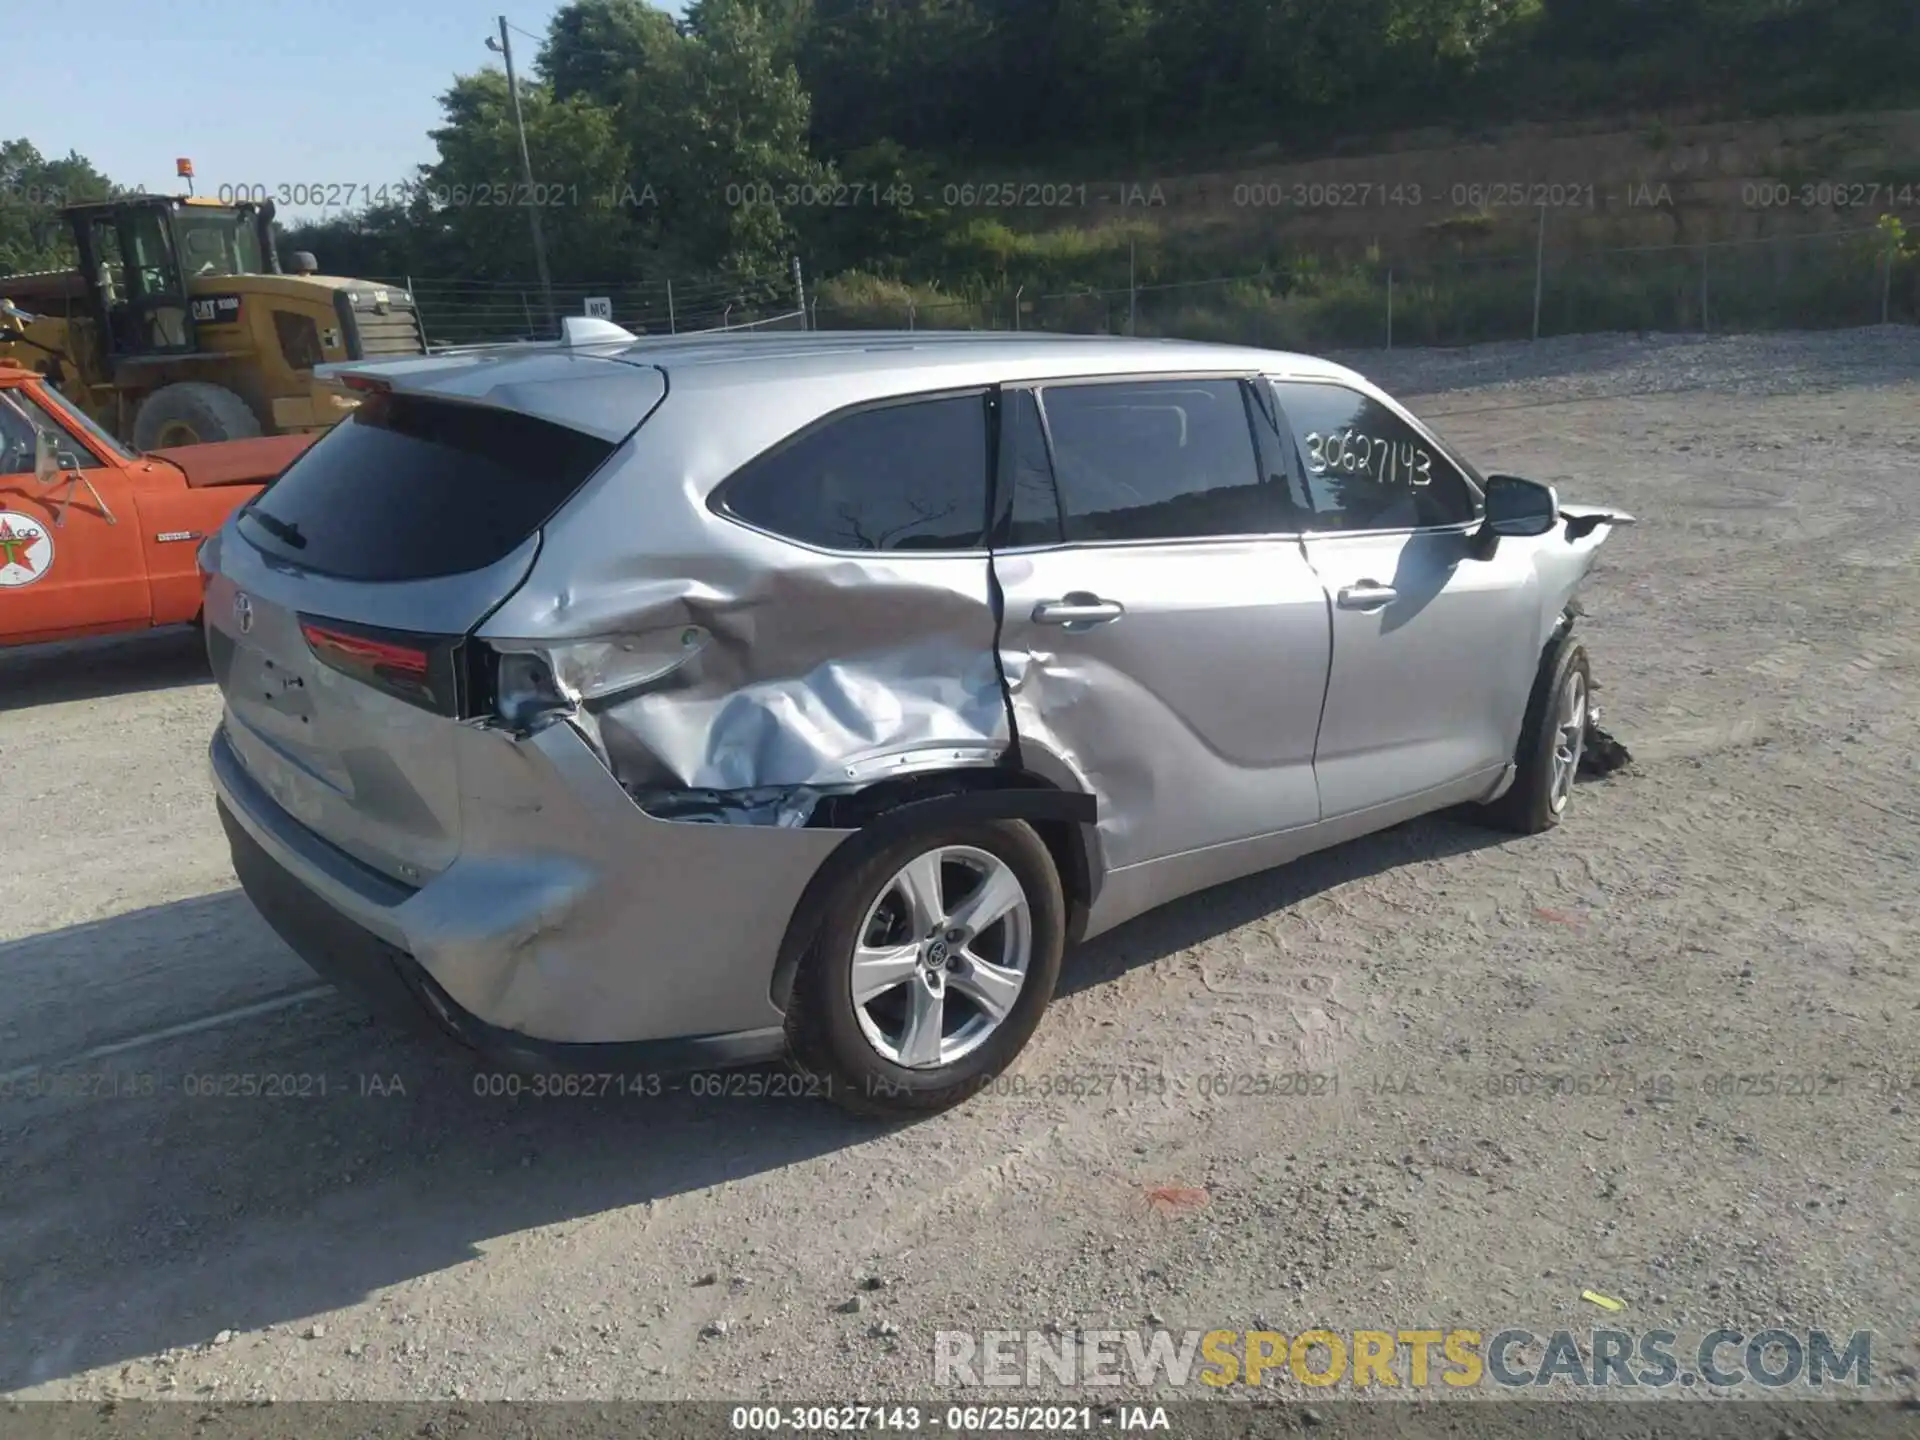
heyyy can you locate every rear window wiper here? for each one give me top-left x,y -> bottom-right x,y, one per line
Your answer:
245,507 -> 307,549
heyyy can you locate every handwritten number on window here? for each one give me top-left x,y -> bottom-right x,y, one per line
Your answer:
1304,430 -> 1431,486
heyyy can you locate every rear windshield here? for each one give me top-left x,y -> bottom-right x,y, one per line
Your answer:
237,391 -> 616,581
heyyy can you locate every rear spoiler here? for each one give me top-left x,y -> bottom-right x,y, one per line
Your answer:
317,317 -> 641,375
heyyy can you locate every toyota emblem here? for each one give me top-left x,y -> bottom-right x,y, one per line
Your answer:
233,592 -> 254,634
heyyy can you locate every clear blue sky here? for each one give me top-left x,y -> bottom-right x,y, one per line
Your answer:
11,0 -> 684,219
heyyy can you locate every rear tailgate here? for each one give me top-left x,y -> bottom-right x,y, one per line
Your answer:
204,353 -> 665,885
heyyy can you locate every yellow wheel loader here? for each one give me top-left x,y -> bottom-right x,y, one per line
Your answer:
0,194 -> 425,446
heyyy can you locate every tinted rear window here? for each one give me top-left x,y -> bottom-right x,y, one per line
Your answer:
715,392 -> 990,552
237,392 -> 616,581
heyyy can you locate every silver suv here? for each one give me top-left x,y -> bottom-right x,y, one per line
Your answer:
202,327 -> 1631,1114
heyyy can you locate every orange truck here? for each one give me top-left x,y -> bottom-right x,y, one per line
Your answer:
0,358 -> 312,647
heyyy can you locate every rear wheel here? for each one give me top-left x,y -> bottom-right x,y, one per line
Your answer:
1480,635 -> 1590,835
787,820 -> 1065,1117
132,382 -> 262,449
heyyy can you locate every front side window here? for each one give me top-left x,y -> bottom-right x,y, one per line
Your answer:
1035,378 -> 1284,542
0,389 -> 104,473
717,393 -> 991,552
44,389 -> 138,463
1269,380 -> 1479,532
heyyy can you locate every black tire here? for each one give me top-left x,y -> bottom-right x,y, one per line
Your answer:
786,819 -> 1066,1118
132,382 -> 262,449
1478,633 -> 1591,836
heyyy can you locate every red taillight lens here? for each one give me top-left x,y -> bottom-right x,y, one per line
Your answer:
301,622 -> 429,678
298,613 -> 470,714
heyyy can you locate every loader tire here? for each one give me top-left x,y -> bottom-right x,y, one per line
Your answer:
132,383 -> 263,449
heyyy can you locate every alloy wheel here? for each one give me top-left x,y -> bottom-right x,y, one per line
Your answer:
848,845 -> 1034,1069
1548,669 -> 1588,815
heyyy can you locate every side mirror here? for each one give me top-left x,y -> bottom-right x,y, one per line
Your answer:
33,429 -> 59,486
1481,474 -> 1560,538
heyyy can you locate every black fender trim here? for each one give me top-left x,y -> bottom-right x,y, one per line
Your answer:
769,787 -> 1096,1012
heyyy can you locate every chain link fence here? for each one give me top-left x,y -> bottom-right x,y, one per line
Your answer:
809,226 -> 1913,348
388,274 -> 805,348
398,225 -> 1911,352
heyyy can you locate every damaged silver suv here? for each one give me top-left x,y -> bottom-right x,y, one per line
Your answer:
202,326 -> 1631,1115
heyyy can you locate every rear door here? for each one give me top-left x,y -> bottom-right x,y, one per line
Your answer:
204,375 -> 651,885
1269,378 -> 1542,819
0,386 -> 149,640
989,377 -> 1330,875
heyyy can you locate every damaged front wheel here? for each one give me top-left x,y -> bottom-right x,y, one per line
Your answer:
787,820 -> 1066,1117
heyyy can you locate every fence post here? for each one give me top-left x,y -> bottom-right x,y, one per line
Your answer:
667,279 -> 676,334
1128,239 -> 1137,336
406,273 -> 428,348
1884,231 -> 1897,326
521,292 -> 534,334
792,256 -> 807,330
1386,268 -> 1394,351
1532,206 -> 1546,342
1701,243 -> 1710,333
1013,285 -> 1023,332
907,299 -> 916,331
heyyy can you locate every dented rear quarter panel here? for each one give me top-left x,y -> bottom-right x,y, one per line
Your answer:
477,358 -> 1030,795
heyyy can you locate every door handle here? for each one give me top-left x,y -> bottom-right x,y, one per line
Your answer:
1337,581 -> 1398,611
1032,596 -> 1125,627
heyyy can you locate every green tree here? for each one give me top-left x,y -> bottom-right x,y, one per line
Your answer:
278,202 -> 426,281
0,140 -> 119,276
613,0 -> 825,282
413,69 -> 646,284
541,0 -> 685,107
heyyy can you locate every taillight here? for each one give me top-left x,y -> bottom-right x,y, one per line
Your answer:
298,613 -> 472,715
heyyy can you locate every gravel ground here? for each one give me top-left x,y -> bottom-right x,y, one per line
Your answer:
1,327 -> 1916,1408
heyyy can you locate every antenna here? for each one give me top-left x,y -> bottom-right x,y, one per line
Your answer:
560,316 -> 638,347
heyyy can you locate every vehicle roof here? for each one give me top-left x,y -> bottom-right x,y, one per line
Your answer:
602,329 -> 1352,379
321,330 -> 1366,439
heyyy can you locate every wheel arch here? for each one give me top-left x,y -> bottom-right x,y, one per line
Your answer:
769,767 -> 1097,1013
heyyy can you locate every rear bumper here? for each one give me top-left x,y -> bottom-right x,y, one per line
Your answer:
218,795 -> 786,1071
209,720 -> 847,1063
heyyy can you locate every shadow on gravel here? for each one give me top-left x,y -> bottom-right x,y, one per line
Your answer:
0,626 -> 209,712
1060,809 -> 1508,999
0,805 -> 1535,1390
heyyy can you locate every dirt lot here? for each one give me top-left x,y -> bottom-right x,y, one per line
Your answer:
2,328 -> 1916,1407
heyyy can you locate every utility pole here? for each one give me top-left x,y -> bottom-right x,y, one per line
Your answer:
489,17 -> 555,333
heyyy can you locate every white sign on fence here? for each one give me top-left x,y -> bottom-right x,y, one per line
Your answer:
583,296 -> 613,320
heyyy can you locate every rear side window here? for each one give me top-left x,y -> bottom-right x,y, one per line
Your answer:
717,393 -> 990,552
1035,379 -> 1282,542
238,392 -> 615,581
